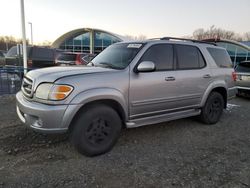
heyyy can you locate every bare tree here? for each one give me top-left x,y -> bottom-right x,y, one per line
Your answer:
0,36 -> 28,51
124,34 -> 147,41
243,32 -> 250,41
37,40 -> 52,47
192,26 -> 244,41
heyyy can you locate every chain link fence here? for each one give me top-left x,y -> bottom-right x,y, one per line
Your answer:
0,67 -> 29,95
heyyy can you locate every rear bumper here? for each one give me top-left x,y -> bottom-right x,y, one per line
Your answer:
236,86 -> 250,91
16,91 -> 76,134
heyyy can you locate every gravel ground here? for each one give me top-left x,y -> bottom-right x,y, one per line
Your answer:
0,95 -> 250,188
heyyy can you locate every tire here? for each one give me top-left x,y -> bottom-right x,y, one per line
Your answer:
199,92 -> 224,125
70,104 -> 122,156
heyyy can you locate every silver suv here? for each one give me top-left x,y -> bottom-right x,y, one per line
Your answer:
16,37 -> 237,156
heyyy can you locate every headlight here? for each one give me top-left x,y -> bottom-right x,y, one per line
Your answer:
35,83 -> 73,101
35,83 -> 53,100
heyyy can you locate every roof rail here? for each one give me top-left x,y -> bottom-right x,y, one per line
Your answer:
147,38 -> 162,41
161,37 -> 217,46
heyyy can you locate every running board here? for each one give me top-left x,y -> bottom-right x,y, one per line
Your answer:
126,109 -> 201,128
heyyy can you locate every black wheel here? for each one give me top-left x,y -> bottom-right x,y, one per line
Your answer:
199,92 -> 224,124
70,105 -> 122,156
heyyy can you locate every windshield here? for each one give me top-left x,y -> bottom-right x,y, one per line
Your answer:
92,43 -> 143,69
6,46 -> 31,57
6,47 -> 18,57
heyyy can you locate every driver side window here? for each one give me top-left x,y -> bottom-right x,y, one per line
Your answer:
140,44 -> 174,71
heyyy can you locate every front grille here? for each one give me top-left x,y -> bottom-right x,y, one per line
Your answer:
21,76 -> 33,98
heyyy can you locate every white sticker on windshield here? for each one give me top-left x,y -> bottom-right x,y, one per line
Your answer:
127,44 -> 142,48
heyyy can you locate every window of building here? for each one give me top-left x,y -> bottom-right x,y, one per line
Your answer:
60,32 -> 91,53
175,45 -> 204,69
140,44 -> 174,71
94,32 -> 121,54
217,42 -> 250,66
58,31 -> 122,54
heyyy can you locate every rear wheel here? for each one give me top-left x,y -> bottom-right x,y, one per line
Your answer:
199,92 -> 224,124
70,105 -> 122,156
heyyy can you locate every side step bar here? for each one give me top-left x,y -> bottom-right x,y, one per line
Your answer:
126,109 -> 201,128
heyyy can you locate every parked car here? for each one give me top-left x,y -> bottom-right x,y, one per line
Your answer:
55,52 -> 96,66
0,51 -> 5,67
16,37 -> 236,156
235,60 -> 250,96
5,46 -> 61,69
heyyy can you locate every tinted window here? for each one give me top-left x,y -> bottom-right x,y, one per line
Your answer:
0,52 -> 4,57
57,54 -> 76,61
31,48 -> 54,60
140,44 -> 173,71
207,48 -> 232,68
199,51 -> 206,68
235,62 -> 250,73
176,45 -> 203,69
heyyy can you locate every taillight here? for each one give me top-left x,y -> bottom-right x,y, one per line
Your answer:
232,71 -> 237,81
76,54 -> 81,65
27,60 -> 33,67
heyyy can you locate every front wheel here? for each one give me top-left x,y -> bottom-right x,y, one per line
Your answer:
199,92 -> 224,124
70,105 -> 122,156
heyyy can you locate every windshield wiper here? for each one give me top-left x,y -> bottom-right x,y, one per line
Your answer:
98,62 -> 120,69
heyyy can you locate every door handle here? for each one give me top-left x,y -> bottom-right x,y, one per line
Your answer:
165,76 -> 176,81
203,74 -> 211,78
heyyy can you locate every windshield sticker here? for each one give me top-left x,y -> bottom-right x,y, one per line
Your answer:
127,44 -> 142,48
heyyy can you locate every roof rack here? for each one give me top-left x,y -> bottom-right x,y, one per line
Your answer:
160,37 -> 217,46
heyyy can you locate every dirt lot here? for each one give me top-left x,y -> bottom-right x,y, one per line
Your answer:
0,95 -> 250,188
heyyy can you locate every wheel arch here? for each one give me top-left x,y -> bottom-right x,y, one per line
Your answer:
64,88 -> 128,132
201,83 -> 227,108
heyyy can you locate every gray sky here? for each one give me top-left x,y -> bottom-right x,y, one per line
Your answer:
1,0 -> 250,44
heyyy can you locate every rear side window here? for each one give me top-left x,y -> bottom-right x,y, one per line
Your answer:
175,45 -> 205,69
140,44 -> 173,71
207,48 -> 232,68
31,48 -> 54,60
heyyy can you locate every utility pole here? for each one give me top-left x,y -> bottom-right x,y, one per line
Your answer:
28,22 -> 33,45
20,0 -> 28,74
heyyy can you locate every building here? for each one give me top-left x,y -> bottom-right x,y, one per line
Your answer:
52,28 -> 128,54
241,41 -> 250,47
204,39 -> 250,67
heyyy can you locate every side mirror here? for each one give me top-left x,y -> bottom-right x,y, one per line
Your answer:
136,61 -> 156,73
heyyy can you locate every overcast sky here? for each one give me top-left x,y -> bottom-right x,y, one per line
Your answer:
1,0 -> 250,44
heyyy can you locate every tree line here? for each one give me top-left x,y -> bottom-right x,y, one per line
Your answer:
0,36 -> 28,52
0,36 -> 51,51
192,26 -> 250,41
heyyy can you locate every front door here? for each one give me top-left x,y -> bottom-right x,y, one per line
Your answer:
129,44 -> 178,120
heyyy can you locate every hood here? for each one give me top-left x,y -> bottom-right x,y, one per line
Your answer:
26,66 -> 114,84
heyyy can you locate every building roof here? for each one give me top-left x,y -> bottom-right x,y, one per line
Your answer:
51,28 -> 130,48
241,41 -> 250,47
203,38 -> 250,51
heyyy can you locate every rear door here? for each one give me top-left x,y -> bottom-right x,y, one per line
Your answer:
173,44 -> 211,107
